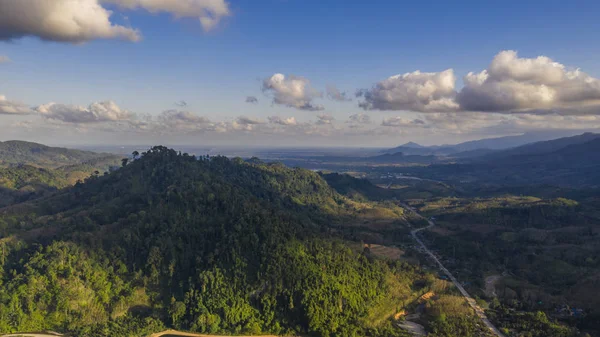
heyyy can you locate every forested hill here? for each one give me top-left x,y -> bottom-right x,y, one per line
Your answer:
0,141 -> 122,207
0,140 -> 120,168
0,146 -> 423,337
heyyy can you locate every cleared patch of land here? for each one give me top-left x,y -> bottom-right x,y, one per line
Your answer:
485,275 -> 501,298
368,244 -> 405,260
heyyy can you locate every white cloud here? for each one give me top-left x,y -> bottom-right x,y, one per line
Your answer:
36,101 -> 134,123
458,50 -> 600,114
327,85 -> 352,102
358,51 -> 600,116
348,113 -> 371,125
0,95 -> 32,115
158,110 -> 210,124
262,73 -> 324,111
236,116 -> 265,125
231,116 -> 266,131
0,0 -> 230,43
359,69 -> 459,112
0,56 -> 10,63
315,114 -> 334,125
381,116 -> 426,127
104,0 -> 230,31
151,110 -> 217,133
0,0 -> 141,43
268,116 -> 297,126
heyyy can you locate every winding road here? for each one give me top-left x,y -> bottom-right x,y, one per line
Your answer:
406,206 -> 506,337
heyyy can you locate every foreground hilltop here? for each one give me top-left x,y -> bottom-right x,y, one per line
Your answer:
0,146 -> 427,337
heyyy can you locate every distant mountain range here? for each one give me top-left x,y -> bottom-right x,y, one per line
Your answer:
399,132 -> 600,188
383,131 -> 586,157
470,132 -> 600,163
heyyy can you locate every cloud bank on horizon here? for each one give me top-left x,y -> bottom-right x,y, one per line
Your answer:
2,50 -> 600,144
0,95 -> 31,115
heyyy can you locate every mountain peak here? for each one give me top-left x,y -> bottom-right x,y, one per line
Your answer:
400,141 -> 424,148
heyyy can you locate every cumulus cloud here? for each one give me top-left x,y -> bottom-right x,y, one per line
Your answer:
246,96 -> 258,104
0,95 -> 32,115
104,0 -> 230,31
231,116 -> 266,131
0,56 -> 10,63
35,101 -> 134,123
381,116 -> 426,127
0,0 -> 230,43
456,50 -> 600,114
158,110 -> 210,124
358,69 -> 459,112
0,0 -> 141,43
262,73 -> 324,111
151,109 -> 217,133
358,51 -> 600,116
327,85 -> 352,102
348,113 -> 371,125
236,116 -> 265,125
315,114 -> 334,125
268,116 -> 297,126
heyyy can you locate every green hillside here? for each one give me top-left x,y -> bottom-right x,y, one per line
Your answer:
0,147 -> 442,337
0,140 -> 120,168
0,165 -> 69,207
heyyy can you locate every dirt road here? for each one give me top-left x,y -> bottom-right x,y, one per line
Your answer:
407,209 -> 506,337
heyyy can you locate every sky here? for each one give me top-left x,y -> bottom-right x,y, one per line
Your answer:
1,0 -> 600,147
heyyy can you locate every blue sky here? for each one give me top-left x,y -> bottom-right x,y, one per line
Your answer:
1,0 -> 600,146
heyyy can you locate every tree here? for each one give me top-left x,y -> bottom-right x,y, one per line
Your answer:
169,297 -> 187,327
121,158 -> 129,167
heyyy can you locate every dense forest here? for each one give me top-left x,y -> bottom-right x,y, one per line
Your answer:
0,146 -> 469,337
0,140 -> 120,169
1,145 -> 597,336
0,141 -> 122,208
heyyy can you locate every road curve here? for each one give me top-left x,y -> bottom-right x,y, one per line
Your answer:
407,207 -> 506,337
